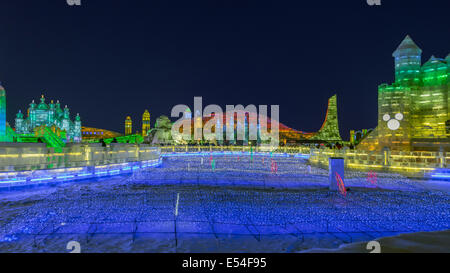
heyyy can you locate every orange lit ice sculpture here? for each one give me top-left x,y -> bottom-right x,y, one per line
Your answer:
14,95 -> 82,143
359,35 -> 450,151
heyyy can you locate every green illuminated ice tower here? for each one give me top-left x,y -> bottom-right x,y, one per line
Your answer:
373,35 -> 420,151
0,82 -> 6,141
447,53 -> 450,136
359,35 -> 450,151
413,55 -> 449,138
393,35 -> 422,86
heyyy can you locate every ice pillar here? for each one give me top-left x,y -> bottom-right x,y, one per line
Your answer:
0,83 -> 6,140
329,157 -> 344,191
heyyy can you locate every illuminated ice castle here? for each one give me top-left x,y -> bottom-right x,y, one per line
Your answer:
14,95 -> 82,142
359,35 -> 450,151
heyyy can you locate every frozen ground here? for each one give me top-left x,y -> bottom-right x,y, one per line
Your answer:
0,155 -> 448,253
301,229 -> 450,253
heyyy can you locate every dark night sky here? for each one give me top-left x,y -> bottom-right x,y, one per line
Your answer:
0,0 -> 448,139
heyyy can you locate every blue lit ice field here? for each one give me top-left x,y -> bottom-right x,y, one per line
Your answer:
0,155 -> 449,253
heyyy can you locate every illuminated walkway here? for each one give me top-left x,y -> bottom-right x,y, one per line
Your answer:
0,155 -> 448,252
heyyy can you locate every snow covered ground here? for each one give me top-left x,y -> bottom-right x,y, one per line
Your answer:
0,155 -> 448,253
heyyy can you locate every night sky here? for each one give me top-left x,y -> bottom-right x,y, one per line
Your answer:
0,0 -> 448,139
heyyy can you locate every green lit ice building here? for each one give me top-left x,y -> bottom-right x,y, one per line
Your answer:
359,35 -> 450,151
15,95 -> 82,143
0,83 -> 8,142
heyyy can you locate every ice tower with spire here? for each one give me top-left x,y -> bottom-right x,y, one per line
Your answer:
392,35 -> 423,86
359,35 -> 450,151
0,82 -> 6,141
